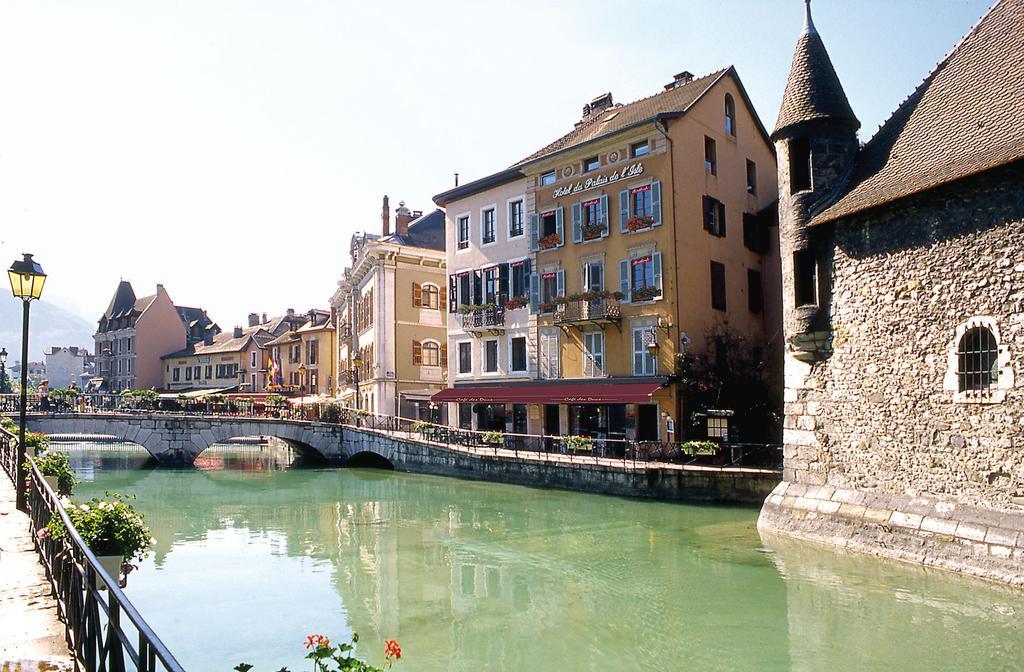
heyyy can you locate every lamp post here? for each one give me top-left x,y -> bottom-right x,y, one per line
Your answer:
8,253 -> 46,512
352,352 -> 362,410
298,364 -> 307,394
0,347 -> 9,395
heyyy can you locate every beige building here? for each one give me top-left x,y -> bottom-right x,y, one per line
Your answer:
161,325 -> 275,393
331,198 -> 447,420
264,309 -> 335,395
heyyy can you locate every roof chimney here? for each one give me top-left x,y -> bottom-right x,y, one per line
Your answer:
665,71 -> 694,90
381,195 -> 391,236
286,308 -> 295,316
395,201 -> 414,237
578,93 -> 613,125
247,312 -> 260,327
233,326 -> 243,339
262,313 -> 267,324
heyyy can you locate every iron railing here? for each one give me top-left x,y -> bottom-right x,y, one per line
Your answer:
555,297 -> 622,325
0,425 -> 185,672
458,306 -> 506,331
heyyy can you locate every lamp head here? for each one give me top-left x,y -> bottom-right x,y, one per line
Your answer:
8,253 -> 46,301
353,352 -> 363,364
299,364 -> 307,376
0,347 -> 7,365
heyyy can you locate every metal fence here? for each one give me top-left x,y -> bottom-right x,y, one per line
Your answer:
0,425 -> 185,672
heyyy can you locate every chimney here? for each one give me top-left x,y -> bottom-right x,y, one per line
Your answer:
262,313 -> 267,324
286,308 -> 295,316
578,92 -> 613,126
381,195 -> 391,236
395,200 -> 414,237
233,326 -> 243,339
665,71 -> 694,90
308,309 -> 317,326
247,312 -> 260,327
204,331 -> 214,346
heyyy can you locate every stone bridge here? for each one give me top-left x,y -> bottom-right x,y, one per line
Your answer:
21,413 -> 346,465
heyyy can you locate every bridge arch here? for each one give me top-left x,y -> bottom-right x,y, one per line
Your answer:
346,451 -> 395,470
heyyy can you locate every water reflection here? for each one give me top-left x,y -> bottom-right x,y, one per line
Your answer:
52,442 -> 1024,672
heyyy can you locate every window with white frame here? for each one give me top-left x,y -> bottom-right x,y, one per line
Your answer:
540,331 -> 560,379
540,171 -> 556,186
422,341 -> 441,367
458,216 -> 470,250
509,200 -> 524,238
458,341 -> 472,374
582,259 -> 604,292
632,327 -> 657,376
421,283 -> 440,309
944,317 -> 1014,404
250,351 -> 257,367
510,336 -> 527,373
482,208 -> 496,245
484,339 -> 499,373
583,331 -> 604,377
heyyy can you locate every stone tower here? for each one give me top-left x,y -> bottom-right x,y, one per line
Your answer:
771,0 -> 859,362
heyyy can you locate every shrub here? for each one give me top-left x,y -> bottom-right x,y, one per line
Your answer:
320,404 -> 343,424
564,435 -> 593,452
481,431 -> 504,446
681,441 -> 718,456
46,492 -> 153,563
33,451 -> 76,494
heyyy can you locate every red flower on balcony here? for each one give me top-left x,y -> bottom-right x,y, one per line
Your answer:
581,222 -> 606,240
505,296 -> 528,310
538,233 -> 562,250
632,285 -> 661,302
626,215 -> 655,232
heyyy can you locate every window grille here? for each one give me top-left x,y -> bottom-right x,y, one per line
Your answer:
957,326 -> 998,393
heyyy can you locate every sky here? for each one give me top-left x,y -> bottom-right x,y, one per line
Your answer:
0,0 -> 994,331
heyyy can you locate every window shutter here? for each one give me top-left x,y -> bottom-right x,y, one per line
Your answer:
653,252 -> 663,292
412,340 -> 423,366
719,202 -> 727,237
555,207 -> 564,246
413,282 -> 422,307
556,269 -> 565,298
551,335 -> 560,378
651,181 -> 662,227
524,258 -> 532,276
619,259 -> 631,303
439,285 -> 447,311
619,189 -> 630,233
571,202 -> 582,243
702,195 -> 712,232
530,272 -> 540,314
440,344 -> 448,368
599,194 -> 609,237
529,213 -> 539,252
499,263 -> 510,302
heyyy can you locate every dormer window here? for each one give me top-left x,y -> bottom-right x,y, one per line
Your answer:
725,94 -> 736,136
790,138 -> 812,193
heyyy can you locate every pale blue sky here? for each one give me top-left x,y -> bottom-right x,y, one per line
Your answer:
0,0 -> 993,330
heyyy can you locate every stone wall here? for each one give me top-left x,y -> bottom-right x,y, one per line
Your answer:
763,162 -> 1024,584
344,428 -> 778,505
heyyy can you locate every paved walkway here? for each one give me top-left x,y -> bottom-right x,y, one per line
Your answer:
0,477 -> 73,671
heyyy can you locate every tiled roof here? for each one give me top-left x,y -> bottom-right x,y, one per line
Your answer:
265,330 -> 301,348
514,69 -> 729,166
161,326 -> 269,359
814,0 -> 1024,224
772,2 -> 858,138
381,209 -> 446,251
133,294 -> 157,314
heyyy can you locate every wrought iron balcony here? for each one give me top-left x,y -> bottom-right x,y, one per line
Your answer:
459,306 -> 506,332
555,297 -> 621,326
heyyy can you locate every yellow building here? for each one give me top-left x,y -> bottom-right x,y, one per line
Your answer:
331,199 -> 448,420
161,325 -> 273,393
434,68 -> 780,443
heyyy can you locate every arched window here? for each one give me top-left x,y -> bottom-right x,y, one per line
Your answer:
422,341 -> 441,367
421,284 -> 439,309
958,326 -> 998,393
724,94 -> 736,137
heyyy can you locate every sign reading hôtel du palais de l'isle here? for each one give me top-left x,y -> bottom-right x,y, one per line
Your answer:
552,162 -> 645,199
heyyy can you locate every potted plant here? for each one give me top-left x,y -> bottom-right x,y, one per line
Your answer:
45,492 -> 153,590
505,296 -> 528,310
626,215 -> 655,232
481,431 -> 504,446
538,233 -> 561,250
32,451 -> 76,496
23,430 -> 49,456
632,285 -> 661,302
581,222 -> 605,239
564,435 -> 594,453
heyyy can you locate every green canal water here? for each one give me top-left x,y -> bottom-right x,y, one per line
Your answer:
58,441 -> 1024,672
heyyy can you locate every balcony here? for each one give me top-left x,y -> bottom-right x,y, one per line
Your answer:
459,306 -> 506,333
555,297 -> 621,327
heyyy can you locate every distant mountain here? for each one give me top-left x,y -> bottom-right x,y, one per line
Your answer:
0,294 -> 95,362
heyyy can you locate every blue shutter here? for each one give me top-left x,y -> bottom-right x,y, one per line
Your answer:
556,269 -> 565,298
555,207 -> 564,246
571,202 -> 582,243
530,272 -> 540,313
619,190 -> 629,233
653,252 -> 663,296
600,194 -> 609,237
619,259 -> 631,303
529,213 -> 539,252
651,181 -> 662,227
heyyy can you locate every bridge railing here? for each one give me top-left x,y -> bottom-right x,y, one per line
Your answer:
0,425 -> 186,672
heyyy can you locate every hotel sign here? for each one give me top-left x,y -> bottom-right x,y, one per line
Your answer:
552,162 -> 645,199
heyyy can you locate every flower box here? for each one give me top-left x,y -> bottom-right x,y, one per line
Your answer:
632,286 -> 661,302
538,233 -> 562,250
505,297 -> 528,310
581,223 -> 606,240
626,216 -> 655,232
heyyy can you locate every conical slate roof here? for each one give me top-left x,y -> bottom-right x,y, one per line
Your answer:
103,280 -> 137,319
772,1 -> 859,139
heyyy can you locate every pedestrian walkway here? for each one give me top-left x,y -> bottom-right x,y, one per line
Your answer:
0,476 -> 72,671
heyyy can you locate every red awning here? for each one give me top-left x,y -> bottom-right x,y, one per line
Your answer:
431,382 -> 664,405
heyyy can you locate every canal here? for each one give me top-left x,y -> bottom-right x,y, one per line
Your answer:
57,440 -> 1024,671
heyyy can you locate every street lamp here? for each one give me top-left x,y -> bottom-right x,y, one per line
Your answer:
298,364 -> 307,393
8,253 -> 46,512
0,347 -> 8,394
352,352 -> 362,410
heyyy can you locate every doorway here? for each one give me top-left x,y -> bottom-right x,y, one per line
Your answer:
636,404 -> 659,441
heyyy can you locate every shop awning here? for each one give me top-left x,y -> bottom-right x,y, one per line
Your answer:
431,381 -> 664,405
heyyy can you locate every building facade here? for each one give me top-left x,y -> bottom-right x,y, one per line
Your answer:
161,325 -> 274,393
94,282 -> 189,391
758,0 -> 1024,585
43,346 -> 92,389
331,199 -> 448,420
434,68 -> 780,443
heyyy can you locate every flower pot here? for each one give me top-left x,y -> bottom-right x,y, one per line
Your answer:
43,475 -> 59,493
95,555 -> 122,591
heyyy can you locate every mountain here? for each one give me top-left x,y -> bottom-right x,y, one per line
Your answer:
0,294 -> 95,362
